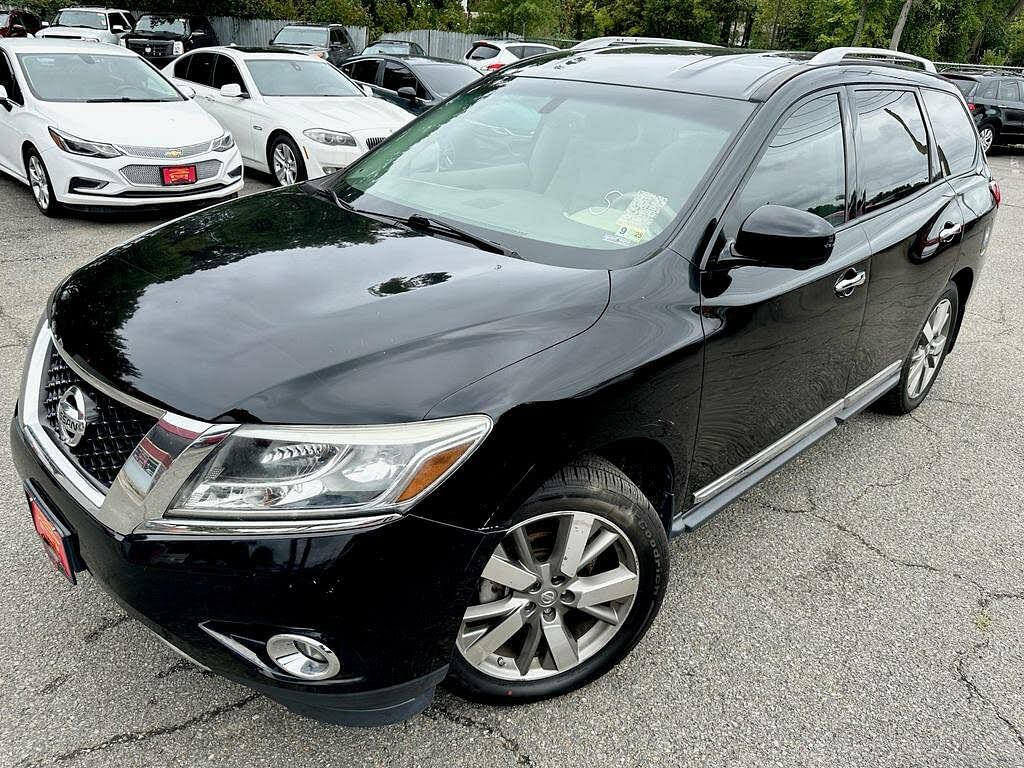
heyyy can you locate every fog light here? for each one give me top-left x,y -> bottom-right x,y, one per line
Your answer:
266,634 -> 340,680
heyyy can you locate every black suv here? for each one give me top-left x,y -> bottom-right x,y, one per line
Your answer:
268,23 -> 355,66
12,46 -> 996,726
945,71 -> 1024,153
122,14 -> 217,68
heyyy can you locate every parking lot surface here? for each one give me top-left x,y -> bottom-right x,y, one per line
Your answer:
0,158 -> 1022,768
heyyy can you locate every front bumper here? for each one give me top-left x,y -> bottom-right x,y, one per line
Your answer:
301,142 -> 363,179
42,144 -> 244,208
12,413 -> 496,724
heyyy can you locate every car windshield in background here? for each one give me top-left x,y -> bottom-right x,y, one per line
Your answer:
417,64 -> 480,97
18,53 -> 182,102
365,42 -> 413,54
248,58 -> 363,97
52,10 -> 106,29
272,26 -> 327,46
135,16 -> 187,35
332,76 -> 752,269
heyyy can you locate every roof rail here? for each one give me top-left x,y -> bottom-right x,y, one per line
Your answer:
809,46 -> 936,73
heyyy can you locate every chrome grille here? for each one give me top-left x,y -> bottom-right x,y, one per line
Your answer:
116,140 -> 212,159
120,159 -> 222,186
41,348 -> 159,488
126,40 -> 173,56
365,137 -> 387,150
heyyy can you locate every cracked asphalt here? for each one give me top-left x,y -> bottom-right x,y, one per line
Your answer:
0,154 -> 1022,768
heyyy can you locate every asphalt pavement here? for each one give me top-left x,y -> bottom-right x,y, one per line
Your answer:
0,159 -> 1022,767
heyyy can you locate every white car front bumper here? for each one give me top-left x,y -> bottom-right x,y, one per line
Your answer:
42,144 -> 245,208
301,131 -> 394,179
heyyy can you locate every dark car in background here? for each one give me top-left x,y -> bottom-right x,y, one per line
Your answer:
269,22 -> 355,66
12,46 -> 996,727
362,38 -> 425,56
341,54 -> 480,114
123,14 -> 218,69
944,71 -> 1024,153
0,8 -> 42,36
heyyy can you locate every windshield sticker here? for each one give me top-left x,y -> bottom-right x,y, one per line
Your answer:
613,191 -> 668,242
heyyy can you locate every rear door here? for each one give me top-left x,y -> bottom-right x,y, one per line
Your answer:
995,79 -> 1024,137
692,91 -> 872,494
847,88 -> 964,385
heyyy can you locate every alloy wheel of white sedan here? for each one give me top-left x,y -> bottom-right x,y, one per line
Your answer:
26,151 -> 57,216
272,139 -> 301,186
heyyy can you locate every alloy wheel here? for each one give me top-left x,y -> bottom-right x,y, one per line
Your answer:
907,298 -> 952,399
273,142 -> 298,185
980,126 -> 994,153
28,155 -> 50,210
456,510 -> 640,681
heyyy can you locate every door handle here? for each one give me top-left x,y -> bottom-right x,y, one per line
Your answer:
938,221 -> 963,243
834,268 -> 866,297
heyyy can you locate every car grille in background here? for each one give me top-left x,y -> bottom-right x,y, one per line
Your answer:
365,137 -> 386,150
120,159 -> 222,186
41,348 -> 159,488
117,140 -> 212,159
127,40 -> 173,56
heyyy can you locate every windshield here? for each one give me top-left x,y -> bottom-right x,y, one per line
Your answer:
18,53 -> 182,102
52,10 -> 106,29
417,64 -> 480,97
330,76 -> 752,268
365,41 -> 412,54
136,16 -> 187,35
272,26 -> 327,47
248,58 -> 363,97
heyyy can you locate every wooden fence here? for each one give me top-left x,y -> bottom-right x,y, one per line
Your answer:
207,17 -> 367,52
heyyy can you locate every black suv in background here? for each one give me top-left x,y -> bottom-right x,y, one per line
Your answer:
268,22 -> 355,66
945,71 -> 1024,153
13,46 -> 997,727
122,14 -> 218,69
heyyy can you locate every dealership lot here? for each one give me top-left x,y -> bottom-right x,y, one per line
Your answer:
0,152 -> 1022,767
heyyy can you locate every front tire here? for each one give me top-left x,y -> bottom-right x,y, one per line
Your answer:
448,456 -> 669,704
877,283 -> 959,415
25,149 -> 60,217
269,135 -> 306,187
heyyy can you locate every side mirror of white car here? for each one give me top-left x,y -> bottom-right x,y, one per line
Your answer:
40,20 -> 49,28
220,83 -> 245,98
361,84 -> 373,97
178,84 -> 196,99
111,24 -> 125,33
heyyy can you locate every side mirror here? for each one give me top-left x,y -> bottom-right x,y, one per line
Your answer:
361,84 -> 373,97
41,20 -> 49,28
178,84 -> 196,99
397,86 -> 417,101
733,204 -> 835,269
268,37 -> 276,46
10,23 -> 26,36
220,83 -> 244,98
111,24 -> 124,33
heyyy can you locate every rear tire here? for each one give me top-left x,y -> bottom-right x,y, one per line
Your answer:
25,149 -> 61,217
447,456 -> 669,704
876,283 -> 959,415
979,122 -> 997,154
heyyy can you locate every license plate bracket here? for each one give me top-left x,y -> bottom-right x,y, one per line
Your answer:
26,485 -> 80,584
161,165 -> 197,186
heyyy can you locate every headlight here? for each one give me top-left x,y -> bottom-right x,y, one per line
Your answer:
173,41 -> 184,55
170,415 -> 491,519
48,127 -> 122,158
303,128 -> 356,147
211,132 -> 235,151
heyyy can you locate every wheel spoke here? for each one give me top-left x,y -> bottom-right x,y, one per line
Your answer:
921,320 -> 935,343
514,618 -> 543,675
481,553 -> 537,591
463,595 -> 528,623
576,602 -> 621,626
541,613 -> 578,671
463,606 -> 526,666
573,564 -> 639,608
577,528 -> 619,571
510,527 -> 539,574
554,512 -> 594,578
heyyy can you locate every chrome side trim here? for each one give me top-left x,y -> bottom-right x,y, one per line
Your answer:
136,512 -> 403,537
692,360 -> 903,504
50,335 -> 166,418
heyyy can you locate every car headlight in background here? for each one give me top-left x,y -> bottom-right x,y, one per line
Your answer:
170,415 -> 492,519
48,127 -> 122,158
303,128 -> 356,147
211,132 -> 235,151
173,41 -> 184,55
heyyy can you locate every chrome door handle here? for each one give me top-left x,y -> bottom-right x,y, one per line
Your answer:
835,268 -> 866,297
938,222 -> 963,243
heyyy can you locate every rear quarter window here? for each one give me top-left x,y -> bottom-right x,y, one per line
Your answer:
468,44 -> 498,61
855,89 -> 930,212
922,89 -> 978,176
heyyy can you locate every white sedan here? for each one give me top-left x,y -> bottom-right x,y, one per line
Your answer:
165,47 -> 413,186
0,39 -> 242,215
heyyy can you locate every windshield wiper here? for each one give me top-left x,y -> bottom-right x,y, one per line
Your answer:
311,187 -> 516,257
85,97 -> 172,103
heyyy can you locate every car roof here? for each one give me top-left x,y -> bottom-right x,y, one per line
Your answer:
472,39 -> 557,49
571,36 -> 715,51
0,37 -> 135,54
346,53 -> 472,67
509,46 -> 958,102
59,6 -> 128,11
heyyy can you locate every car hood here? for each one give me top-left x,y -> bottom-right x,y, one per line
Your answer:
37,27 -> 108,38
268,96 -> 412,132
49,186 -> 610,424
124,31 -> 185,41
39,100 -> 222,147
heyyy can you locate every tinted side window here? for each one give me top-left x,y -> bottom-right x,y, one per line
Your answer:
978,80 -> 997,99
997,80 -> 1021,102
923,90 -> 978,176
738,94 -> 847,226
348,59 -> 380,84
855,90 -> 930,212
468,44 -> 498,61
173,54 -> 192,79
211,55 -> 244,90
506,46 -> 525,58
382,61 -> 416,92
183,52 -> 215,87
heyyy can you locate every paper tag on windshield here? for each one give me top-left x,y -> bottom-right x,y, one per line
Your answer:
614,191 -> 668,242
